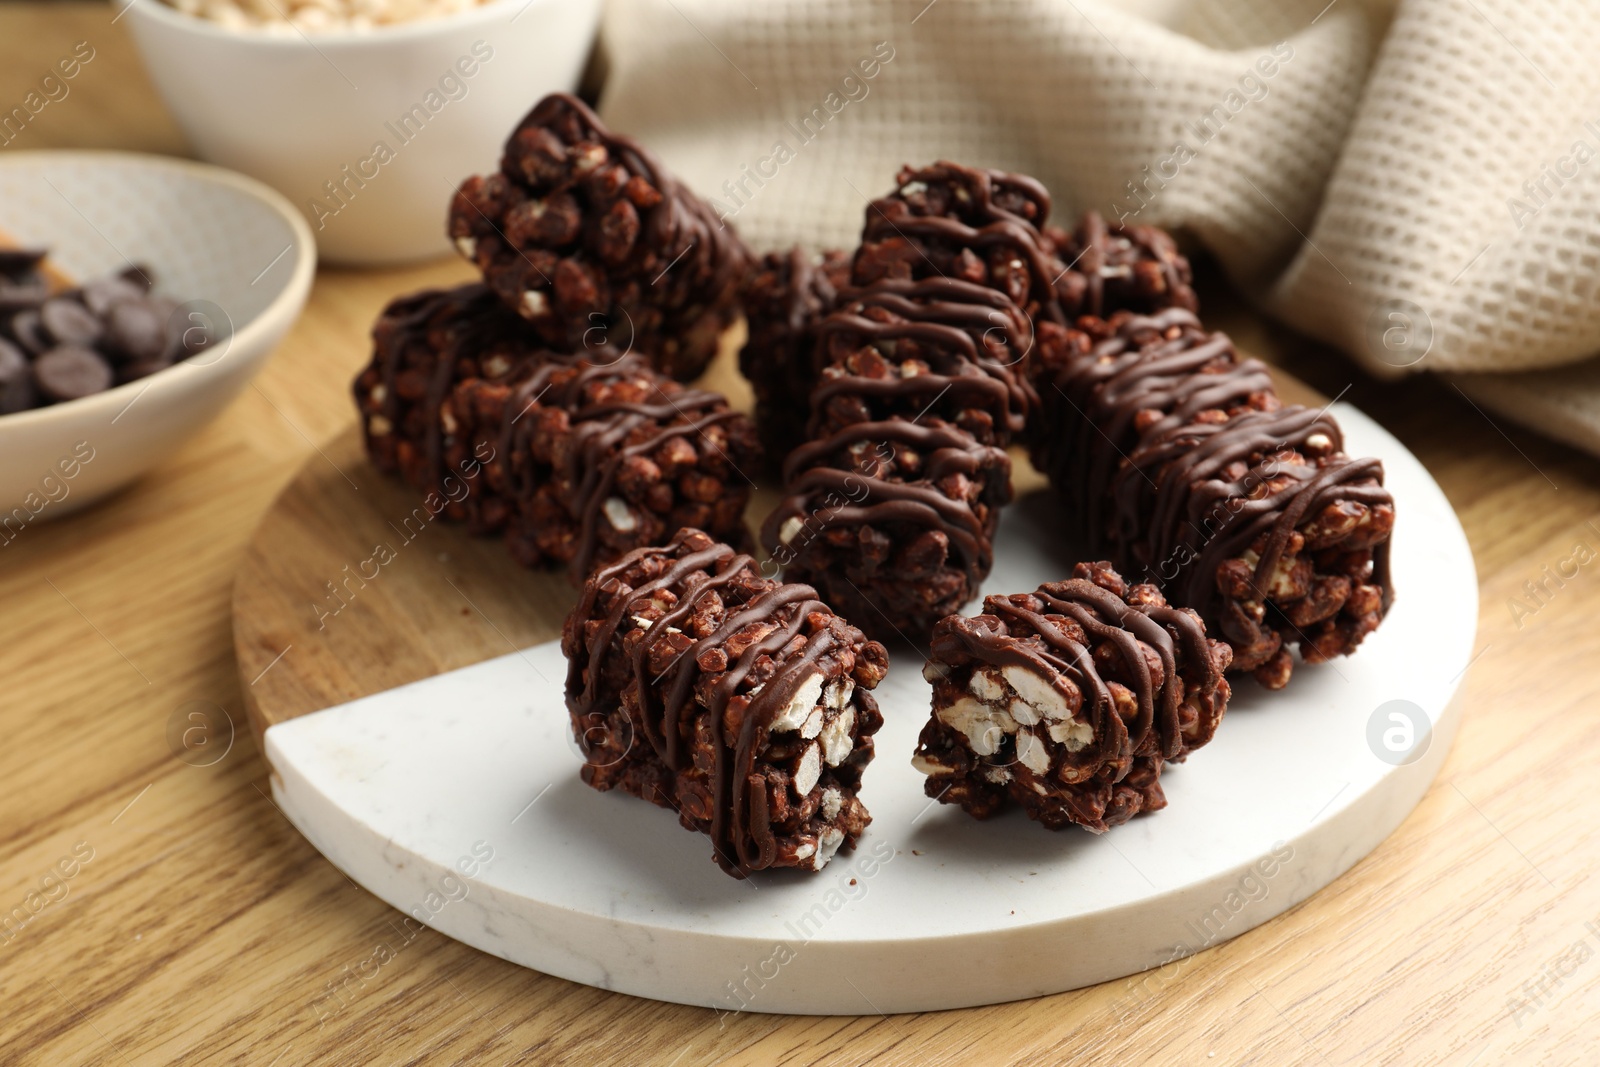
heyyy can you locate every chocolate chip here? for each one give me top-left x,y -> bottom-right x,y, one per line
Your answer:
0,255 -> 190,416
41,297 -> 102,346
105,299 -> 167,363
0,339 -> 34,413
83,275 -> 147,317
119,265 -> 156,292
0,278 -> 48,312
0,249 -> 47,275
10,309 -> 51,355
33,345 -> 113,402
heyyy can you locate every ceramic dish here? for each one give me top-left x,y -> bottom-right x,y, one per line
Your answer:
0,150 -> 313,526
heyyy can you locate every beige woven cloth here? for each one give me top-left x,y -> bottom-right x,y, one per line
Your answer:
599,0 -> 1600,455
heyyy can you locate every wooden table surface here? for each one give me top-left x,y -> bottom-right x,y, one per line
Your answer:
4,5 -> 1599,1064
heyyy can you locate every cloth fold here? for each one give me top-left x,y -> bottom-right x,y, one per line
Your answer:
598,0 -> 1600,456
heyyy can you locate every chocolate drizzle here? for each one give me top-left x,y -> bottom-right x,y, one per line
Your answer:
1033,307 -> 1271,548
812,276 -> 1037,444
856,163 -> 1066,324
914,565 -> 1230,833
854,170 -> 1200,337
1120,407 -> 1392,612
762,415 -> 1013,644
357,284 -> 547,532
774,418 -> 1010,576
1029,307 -> 1397,686
489,354 -> 749,582
760,180 -> 1058,639
1046,211 -> 1199,319
770,247 -> 849,346
973,578 -> 1220,765
565,530 -> 886,877
753,164 -> 1214,653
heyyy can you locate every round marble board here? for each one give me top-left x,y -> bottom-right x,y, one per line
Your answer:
234,384 -> 1476,1016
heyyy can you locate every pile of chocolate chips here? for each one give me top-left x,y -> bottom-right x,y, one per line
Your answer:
0,249 -> 211,415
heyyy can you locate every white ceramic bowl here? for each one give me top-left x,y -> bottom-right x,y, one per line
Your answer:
122,0 -> 601,265
0,151 -> 313,525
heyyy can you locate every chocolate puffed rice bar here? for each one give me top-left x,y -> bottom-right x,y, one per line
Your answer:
1027,308 -> 1395,689
450,93 -> 750,381
912,562 -> 1231,833
441,352 -> 761,583
564,529 -> 889,877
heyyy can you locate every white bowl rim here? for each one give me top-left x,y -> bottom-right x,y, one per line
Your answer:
122,0 -> 567,47
0,149 -> 316,434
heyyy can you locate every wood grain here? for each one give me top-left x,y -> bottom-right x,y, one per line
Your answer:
4,5 -> 1600,1064
232,427 -> 571,744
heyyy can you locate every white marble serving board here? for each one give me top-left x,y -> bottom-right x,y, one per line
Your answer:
266,404 -> 1476,1015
